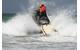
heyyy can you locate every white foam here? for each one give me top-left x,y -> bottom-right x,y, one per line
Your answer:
38,9 -> 77,42
2,13 -> 40,36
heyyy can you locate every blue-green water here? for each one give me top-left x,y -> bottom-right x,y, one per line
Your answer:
2,13 -> 16,22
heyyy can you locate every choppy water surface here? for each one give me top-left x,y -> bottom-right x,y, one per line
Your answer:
2,34 -> 76,50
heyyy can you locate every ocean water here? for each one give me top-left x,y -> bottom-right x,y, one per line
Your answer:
2,0 -> 77,50
2,13 -> 77,50
2,14 -> 15,22
2,34 -> 76,50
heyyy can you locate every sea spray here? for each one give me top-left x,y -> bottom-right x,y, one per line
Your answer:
2,13 -> 40,36
39,9 -> 77,42
2,0 -> 76,42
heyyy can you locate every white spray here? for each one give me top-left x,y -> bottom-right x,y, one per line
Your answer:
2,8 -> 76,42
2,0 -> 76,42
2,13 -> 40,36
39,9 -> 77,42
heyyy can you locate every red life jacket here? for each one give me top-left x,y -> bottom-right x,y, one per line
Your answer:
40,4 -> 46,13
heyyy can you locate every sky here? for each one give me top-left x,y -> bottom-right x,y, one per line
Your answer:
2,0 -> 76,13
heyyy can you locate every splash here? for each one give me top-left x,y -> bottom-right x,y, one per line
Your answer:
2,0 -> 76,42
2,8 -> 76,42
38,9 -> 77,42
2,13 -> 40,36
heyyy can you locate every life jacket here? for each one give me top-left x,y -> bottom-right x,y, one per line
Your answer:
40,4 -> 46,13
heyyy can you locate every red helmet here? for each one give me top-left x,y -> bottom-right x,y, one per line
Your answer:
40,4 -> 45,7
40,4 -> 46,13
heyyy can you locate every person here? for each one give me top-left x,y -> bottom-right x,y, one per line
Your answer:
32,4 -> 57,35
33,4 -> 50,25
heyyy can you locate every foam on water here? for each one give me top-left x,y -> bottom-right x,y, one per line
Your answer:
35,9 -> 76,42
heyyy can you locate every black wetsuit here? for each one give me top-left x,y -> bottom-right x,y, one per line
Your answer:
34,10 -> 50,25
35,10 -> 47,19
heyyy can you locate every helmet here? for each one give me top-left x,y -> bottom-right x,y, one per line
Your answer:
40,4 -> 45,8
39,4 -> 46,13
